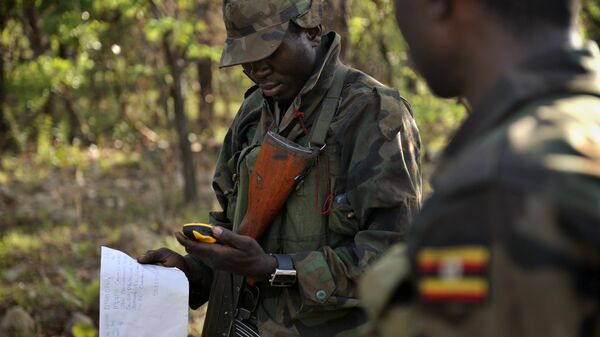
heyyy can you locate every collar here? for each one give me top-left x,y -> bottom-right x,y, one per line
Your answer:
275,32 -> 343,140
442,42 -> 600,159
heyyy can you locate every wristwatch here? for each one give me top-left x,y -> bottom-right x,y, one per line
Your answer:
269,254 -> 297,287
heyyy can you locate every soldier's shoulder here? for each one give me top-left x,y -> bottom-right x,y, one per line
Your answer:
230,86 -> 263,126
434,94 -> 600,200
240,85 -> 263,110
503,93 -> 600,167
343,68 -> 405,101
498,93 -> 600,214
342,68 -> 415,140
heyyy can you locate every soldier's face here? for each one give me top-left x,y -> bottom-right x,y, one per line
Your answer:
242,26 -> 320,104
394,0 -> 464,98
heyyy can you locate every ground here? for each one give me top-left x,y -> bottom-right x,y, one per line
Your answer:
0,144 -> 218,337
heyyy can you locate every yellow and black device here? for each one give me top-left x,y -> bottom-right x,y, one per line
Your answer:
181,223 -> 217,244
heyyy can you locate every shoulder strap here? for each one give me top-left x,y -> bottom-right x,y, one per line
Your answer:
309,64 -> 349,147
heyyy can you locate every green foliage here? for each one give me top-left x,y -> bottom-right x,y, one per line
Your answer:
582,0 -> 600,43
62,266 -> 100,312
72,323 -> 98,337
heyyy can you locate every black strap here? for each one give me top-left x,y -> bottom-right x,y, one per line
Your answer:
271,253 -> 294,270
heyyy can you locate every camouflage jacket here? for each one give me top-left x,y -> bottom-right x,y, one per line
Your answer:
187,32 -> 422,337
360,43 -> 600,337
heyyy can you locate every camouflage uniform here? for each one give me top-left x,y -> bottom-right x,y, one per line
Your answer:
184,1 -> 422,336
360,43 -> 600,337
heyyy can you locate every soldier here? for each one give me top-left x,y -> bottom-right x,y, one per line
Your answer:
138,0 -> 422,336
360,0 -> 600,336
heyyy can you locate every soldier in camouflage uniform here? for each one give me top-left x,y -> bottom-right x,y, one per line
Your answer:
138,0 -> 422,336
360,0 -> 600,336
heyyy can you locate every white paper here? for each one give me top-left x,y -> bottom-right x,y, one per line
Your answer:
99,246 -> 189,337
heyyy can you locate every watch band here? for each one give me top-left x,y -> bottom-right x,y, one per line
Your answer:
269,254 -> 296,287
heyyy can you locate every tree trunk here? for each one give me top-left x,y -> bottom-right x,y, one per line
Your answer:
0,5 -> 11,151
197,58 -> 214,135
58,42 -> 92,144
376,33 -> 394,86
323,0 -> 349,60
164,37 -> 198,203
0,44 -> 9,149
64,96 -> 93,144
23,1 -> 45,57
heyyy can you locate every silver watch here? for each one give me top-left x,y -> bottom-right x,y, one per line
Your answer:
269,254 -> 297,287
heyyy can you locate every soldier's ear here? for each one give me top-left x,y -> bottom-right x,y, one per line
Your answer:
305,25 -> 322,47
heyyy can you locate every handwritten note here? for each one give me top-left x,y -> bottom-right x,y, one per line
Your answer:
100,246 -> 189,337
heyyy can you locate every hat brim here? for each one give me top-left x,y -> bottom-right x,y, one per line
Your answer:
219,21 -> 290,68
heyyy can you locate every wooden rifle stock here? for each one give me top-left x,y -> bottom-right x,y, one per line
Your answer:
237,131 -> 314,240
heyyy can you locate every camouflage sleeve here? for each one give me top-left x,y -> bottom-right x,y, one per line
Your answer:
361,185 -> 600,337
290,86 -> 422,311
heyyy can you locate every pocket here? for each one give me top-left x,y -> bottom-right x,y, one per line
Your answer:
240,144 -> 261,176
328,197 -> 360,237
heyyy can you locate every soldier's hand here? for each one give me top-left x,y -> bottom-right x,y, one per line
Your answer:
174,227 -> 276,281
137,247 -> 190,278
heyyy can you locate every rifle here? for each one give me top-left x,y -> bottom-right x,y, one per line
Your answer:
181,131 -> 314,244
231,131 -> 314,337
191,131 -> 315,337
237,130 -> 314,240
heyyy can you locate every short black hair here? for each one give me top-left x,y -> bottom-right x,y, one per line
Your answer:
481,0 -> 580,33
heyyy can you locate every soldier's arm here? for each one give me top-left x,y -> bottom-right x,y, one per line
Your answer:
367,185 -> 600,337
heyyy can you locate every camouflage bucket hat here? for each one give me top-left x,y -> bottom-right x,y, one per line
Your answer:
219,0 -> 323,68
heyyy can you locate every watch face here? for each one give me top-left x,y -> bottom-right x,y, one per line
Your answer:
270,269 -> 297,287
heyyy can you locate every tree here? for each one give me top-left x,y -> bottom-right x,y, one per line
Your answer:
0,12 -> 8,150
583,0 -> 600,44
324,0 -> 350,60
195,0 -> 224,135
148,0 -> 199,202
0,0 -> 15,150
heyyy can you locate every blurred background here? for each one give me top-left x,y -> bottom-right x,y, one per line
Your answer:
0,0 -> 599,336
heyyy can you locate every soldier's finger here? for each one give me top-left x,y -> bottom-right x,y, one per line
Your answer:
175,231 -> 220,256
137,248 -> 167,264
136,250 -> 155,264
211,226 -> 253,250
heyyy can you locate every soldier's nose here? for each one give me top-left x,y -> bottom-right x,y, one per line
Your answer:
244,59 -> 271,79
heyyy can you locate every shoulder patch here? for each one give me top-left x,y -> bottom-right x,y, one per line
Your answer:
417,245 -> 490,303
375,87 -> 413,141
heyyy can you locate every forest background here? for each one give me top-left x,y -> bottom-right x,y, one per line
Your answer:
0,0 -> 599,336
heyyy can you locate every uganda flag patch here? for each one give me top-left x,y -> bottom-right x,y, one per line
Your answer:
417,246 -> 490,303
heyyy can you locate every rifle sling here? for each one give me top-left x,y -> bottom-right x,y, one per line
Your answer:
308,64 -> 349,147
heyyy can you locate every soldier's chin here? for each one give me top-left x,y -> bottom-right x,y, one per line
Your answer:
263,84 -> 283,97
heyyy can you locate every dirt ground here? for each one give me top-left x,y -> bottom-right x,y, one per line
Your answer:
0,146 -> 218,336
